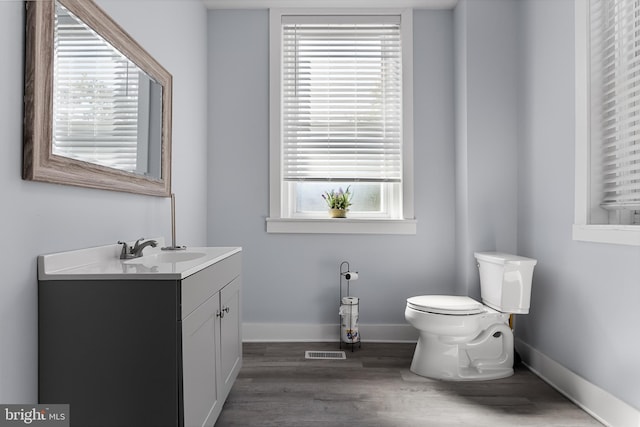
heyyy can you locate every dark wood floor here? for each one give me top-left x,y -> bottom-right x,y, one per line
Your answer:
214,342 -> 602,427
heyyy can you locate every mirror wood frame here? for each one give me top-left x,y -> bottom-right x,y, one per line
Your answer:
23,0 -> 173,197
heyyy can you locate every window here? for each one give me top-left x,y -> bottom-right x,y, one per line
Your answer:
574,0 -> 640,245
267,9 -> 415,234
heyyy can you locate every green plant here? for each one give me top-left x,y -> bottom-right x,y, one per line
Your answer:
322,186 -> 353,210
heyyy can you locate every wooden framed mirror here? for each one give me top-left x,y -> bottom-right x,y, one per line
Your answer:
23,0 -> 172,197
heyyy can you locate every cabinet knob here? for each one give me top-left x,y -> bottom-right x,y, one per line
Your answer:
223,306 -> 230,314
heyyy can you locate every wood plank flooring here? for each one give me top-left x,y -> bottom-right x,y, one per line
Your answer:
214,342 -> 602,427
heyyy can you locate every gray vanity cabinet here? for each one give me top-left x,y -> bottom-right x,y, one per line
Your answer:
38,251 -> 242,427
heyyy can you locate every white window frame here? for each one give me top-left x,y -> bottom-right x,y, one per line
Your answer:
573,0 -> 640,246
267,8 -> 416,235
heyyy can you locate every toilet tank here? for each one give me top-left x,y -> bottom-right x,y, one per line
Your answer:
474,252 -> 537,314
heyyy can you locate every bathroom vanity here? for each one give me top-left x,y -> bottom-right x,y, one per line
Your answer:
38,241 -> 242,427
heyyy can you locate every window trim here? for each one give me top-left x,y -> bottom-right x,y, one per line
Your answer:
267,8 -> 415,234
573,0 -> 640,246
266,217 -> 417,235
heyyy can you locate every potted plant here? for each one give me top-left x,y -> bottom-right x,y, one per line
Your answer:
322,186 -> 353,218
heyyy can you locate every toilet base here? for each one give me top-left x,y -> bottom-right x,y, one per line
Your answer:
410,362 -> 513,381
409,324 -> 514,381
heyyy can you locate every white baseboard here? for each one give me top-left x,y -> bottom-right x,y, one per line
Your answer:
242,322 -> 418,343
516,338 -> 640,427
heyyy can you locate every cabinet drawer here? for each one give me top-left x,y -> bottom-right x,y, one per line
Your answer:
181,253 -> 241,319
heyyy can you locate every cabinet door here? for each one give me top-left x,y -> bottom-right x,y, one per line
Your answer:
219,277 -> 242,399
182,294 -> 220,427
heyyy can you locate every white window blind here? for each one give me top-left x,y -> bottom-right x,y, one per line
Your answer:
590,0 -> 640,210
281,15 -> 402,183
53,3 -> 139,172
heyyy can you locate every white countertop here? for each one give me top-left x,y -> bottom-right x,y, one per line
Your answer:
38,238 -> 241,280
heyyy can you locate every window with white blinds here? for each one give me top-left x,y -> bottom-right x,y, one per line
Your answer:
281,15 -> 402,183
590,0 -> 640,213
53,3 -> 140,173
268,10 -> 415,232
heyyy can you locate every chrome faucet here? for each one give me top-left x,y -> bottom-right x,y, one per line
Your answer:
118,238 -> 158,259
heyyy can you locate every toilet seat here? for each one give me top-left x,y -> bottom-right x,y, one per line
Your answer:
407,295 -> 485,315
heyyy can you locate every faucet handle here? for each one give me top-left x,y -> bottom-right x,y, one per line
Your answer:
117,241 -> 131,259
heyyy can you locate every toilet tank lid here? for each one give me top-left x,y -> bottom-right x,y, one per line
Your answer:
474,252 -> 537,266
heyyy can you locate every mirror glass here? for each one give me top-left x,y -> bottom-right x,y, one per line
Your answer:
23,0 -> 172,197
53,2 -> 163,179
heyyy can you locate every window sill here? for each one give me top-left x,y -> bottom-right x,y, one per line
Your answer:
572,224 -> 640,246
266,218 -> 417,235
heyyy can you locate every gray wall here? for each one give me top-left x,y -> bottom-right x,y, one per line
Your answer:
454,0 -> 520,299
207,10 -> 457,328
0,0 -> 208,403
516,0 -> 640,410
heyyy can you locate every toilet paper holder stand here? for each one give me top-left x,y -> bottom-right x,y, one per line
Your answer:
339,261 -> 361,351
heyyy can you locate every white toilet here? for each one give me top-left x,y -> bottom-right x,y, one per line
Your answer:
405,252 -> 537,381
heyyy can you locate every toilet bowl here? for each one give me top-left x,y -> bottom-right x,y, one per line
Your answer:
405,252 -> 537,381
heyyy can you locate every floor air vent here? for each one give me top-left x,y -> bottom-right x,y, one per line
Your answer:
305,350 -> 346,360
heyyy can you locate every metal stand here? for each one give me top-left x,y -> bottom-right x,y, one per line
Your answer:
339,261 -> 361,352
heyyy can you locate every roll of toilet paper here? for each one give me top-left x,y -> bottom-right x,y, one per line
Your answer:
341,324 -> 359,343
339,305 -> 355,316
339,297 -> 359,316
344,271 -> 358,281
341,296 -> 359,305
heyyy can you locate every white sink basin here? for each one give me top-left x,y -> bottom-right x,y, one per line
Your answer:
38,238 -> 241,280
124,251 -> 207,265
